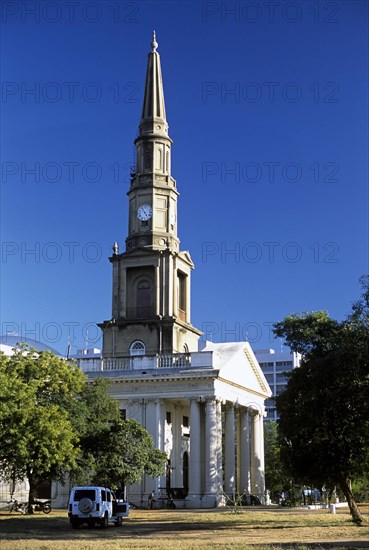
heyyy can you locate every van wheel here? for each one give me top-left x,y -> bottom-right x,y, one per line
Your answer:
115,517 -> 123,527
100,512 -> 109,528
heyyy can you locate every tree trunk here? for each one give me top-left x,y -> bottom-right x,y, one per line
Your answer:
338,476 -> 363,525
27,471 -> 36,515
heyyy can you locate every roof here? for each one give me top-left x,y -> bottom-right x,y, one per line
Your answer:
202,341 -> 272,397
0,335 -> 63,357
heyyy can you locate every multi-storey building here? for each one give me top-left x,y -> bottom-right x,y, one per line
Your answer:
254,349 -> 300,421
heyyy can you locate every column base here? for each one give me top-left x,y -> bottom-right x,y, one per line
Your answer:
186,492 -> 226,509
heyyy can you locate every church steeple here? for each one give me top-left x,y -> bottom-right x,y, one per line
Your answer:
100,33 -> 202,358
126,32 -> 178,254
140,31 -> 168,137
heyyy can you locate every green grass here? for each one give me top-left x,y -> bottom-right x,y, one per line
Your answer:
0,507 -> 368,550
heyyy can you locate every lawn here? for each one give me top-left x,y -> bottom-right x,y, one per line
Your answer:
0,506 -> 368,549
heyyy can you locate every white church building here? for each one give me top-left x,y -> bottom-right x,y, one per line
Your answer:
74,32 -> 272,509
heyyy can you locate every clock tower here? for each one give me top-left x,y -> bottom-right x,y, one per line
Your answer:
100,32 -> 202,357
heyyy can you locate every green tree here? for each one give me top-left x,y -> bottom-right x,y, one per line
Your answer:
72,378 -> 167,491
274,277 -> 369,524
87,418 -> 167,490
264,420 -> 290,501
68,377 -> 121,485
0,348 -> 168,507
0,346 -> 86,512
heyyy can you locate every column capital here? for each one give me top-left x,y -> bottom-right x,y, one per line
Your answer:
205,398 -> 216,411
128,399 -> 140,405
189,395 -> 207,404
247,406 -> 261,417
238,407 -> 250,422
201,396 -> 217,406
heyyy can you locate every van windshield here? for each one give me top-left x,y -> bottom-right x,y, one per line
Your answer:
73,489 -> 96,501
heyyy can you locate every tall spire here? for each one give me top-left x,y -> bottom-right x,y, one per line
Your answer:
128,32 -> 177,254
140,31 -> 168,136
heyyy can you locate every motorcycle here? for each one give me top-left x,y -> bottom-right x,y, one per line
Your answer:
8,498 -> 27,514
32,500 -> 52,514
8,498 -> 52,514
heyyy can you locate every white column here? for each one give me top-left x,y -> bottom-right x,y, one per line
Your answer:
188,399 -> 201,497
185,272 -> 191,322
173,405 -> 182,487
236,407 -> 241,493
258,412 -> 265,502
172,256 -> 177,314
119,266 -> 127,318
216,400 -> 223,493
112,261 -> 119,318
239,408 -> 250,494
168,253 -> 174,316
155,400 -> 166,495
156,263 -> 161,316
251,410 -> 264,501
205,398 -> 217,498
224,402 -> 235,496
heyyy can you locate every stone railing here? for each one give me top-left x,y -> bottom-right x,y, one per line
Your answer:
78,351 -> 213,373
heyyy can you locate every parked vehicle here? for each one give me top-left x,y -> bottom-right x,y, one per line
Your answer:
32,500 -> 52,514
8,498 -> 52,514
8,498 -> 27,514
68,486 -> 129,528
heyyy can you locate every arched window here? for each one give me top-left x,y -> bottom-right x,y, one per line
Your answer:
144,146 -> 151,170
178,271 -> 187,321
129,340 -> 146,356
136,279 -> 151,317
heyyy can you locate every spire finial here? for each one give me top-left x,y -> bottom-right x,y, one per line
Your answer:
151,30 -> 158,52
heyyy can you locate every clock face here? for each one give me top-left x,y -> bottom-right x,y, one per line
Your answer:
137,204 -> 152,221
170,210 -> 176,224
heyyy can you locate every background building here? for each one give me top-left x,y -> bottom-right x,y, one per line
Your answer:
0,335 -> 62,357
254,349 -> 301,421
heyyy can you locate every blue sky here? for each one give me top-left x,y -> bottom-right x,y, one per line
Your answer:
1,0 -> 368,355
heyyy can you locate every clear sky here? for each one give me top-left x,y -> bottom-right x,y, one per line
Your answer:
1,0 -> 368,355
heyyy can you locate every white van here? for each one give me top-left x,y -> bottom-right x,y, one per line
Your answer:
68,486 -> 129,528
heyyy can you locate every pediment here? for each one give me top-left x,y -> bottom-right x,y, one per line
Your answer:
202,341 -> 272,398
178,250 -> 194,267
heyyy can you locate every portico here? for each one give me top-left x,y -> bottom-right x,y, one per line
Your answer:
85,340 -> 270,508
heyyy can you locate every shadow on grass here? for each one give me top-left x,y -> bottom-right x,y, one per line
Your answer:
0,512 -> 367,545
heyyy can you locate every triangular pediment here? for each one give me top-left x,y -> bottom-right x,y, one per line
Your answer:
202,341 -> 272,398
178,250 -> 194,268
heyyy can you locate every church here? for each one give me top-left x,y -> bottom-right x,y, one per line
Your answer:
83,32 -> 271,509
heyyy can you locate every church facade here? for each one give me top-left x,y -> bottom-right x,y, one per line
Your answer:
85,33 -> 271,508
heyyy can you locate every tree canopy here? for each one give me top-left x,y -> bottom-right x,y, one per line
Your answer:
85,418 -> 167,490
274,276 -> 369,524
0,347 -> 86,511
0,348 -> 167,509
74,378 -> 167,490
264,420 -> 290,501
